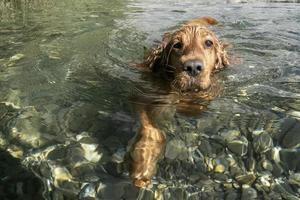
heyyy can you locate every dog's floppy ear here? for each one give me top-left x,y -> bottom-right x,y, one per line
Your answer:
215,41 -> 230,70
138,32 -> 172,72
184,16 -> 218,27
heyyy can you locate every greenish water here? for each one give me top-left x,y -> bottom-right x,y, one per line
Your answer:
0,0 -> 300,199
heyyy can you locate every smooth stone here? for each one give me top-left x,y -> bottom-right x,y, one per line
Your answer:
253,132 -> 273,153
214,164 -> 225,173
236,173 -> 256,185
79,183 -> 96,199
213,158 -> 229,173
230,165 -> 244,177
288,172 -> 300,186
257,175 -> 272,191
136,188 -> 154,200
262,160 -> 273,171
279,149 -> 300,171
272,162 -> 284,177
227,136 -> 248,156
198,139 -> 213,156
273,179 -> 299,200
263,192 -> 282,200
97,182 -> 136,200
52,167 -> 73,188
111,148 -> 126,163
271,118 -> 295,142
241,185 -> 258,200
219,129 -> 240,142
165,139 -> 188,160
9,53 -> 25,62
233,182 -> 240,189
166,187 -> 187,200
223,183 -> 233,189
70,164 -> 98,182
81,143 -> 102,163
47,146 -> 67,161
282,120 -> 300,148
225,190 -> 238,200
6,145 -> 23,158
213,173 -> 228,182
246,156 -> 256,172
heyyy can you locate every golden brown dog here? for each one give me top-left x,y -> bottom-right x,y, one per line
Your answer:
130,16 -> 230,187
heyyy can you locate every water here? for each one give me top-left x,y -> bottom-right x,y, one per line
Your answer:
0,0 -> 300,199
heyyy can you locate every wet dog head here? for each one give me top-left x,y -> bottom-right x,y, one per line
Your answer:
142,16 -> 229,92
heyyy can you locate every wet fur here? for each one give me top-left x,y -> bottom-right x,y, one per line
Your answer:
138,16 -> 229,92
130,16 -> 230,188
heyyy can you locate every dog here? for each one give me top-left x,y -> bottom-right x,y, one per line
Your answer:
129,16 -> 230,187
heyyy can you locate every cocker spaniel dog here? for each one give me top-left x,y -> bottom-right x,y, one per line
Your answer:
129,16 -> 230,187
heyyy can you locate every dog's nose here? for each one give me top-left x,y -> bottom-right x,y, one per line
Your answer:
183,60 -> 203,76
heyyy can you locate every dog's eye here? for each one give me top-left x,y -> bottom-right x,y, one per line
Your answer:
204,40 -> 213,48
173,42 -> 182,49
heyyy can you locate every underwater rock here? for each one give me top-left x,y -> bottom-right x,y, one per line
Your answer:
198,139 -> 213,156
281,120 -> 300,149
112,148 -> 126,163
225,189 -> 239,200
0,150 -> 43,199
89,14 -> 99,18
96,182 -> 137,200
288,172 -> 300,187
80,143 -> 102,163
52,166 -> 73,184
213,158 -> 229,174
246,155 -> 256,172
241,185 -> 258,200
253,132 -> 273,154
79,183 -> 97,199
48,51 -> 61,60
219,129 -> 240,142
236,173 -> 256,185
279,149 -> 300,171
77,132 -> 102,163
272,178 -> 299,200
6,145 -> 23,158
0,132 -> 7,147
165,139 -> 189,160
71,164 -> 99,182
11,106 -> 48,148
256,174 -> 272,192
9,53 -> 25,62
227,136 -> 248,156
136,188 -> 155,200
261,159 -> 273,172
214,164 -> 225,173
272,163 -> 284,178
46,146 -> 67,161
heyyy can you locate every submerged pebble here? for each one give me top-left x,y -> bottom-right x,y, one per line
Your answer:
236,173 -> 256,186
52,166 -> 73,187
288,172 -> 300,187
9,53 -> 25,62
241,184 -> 258,200
253,132 -> 273,153
281,120 -> 300,149
79,183 -> 97,199
214,164 -> 225,173
165,139 -> 189,160
219,129 -> 240,142
227,136 -> 248,156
